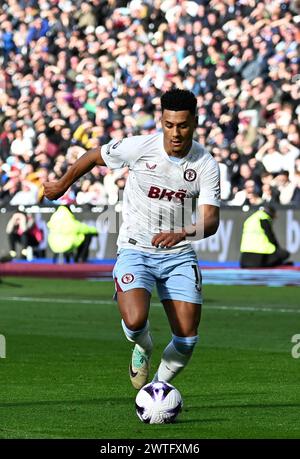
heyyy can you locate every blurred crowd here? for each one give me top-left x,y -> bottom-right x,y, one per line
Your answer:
0,0 -> 300,209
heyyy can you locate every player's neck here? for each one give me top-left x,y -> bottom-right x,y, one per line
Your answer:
164,140 -> 193,159
167,152 -> 188,159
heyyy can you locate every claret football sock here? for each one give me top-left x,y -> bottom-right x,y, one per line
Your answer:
153,334 -> 199,383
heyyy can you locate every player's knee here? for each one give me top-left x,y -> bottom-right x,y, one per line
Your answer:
122,315 -> 147,332
172,334 -> 199,355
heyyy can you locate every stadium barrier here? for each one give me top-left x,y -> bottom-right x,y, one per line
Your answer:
0,205 -> 299,263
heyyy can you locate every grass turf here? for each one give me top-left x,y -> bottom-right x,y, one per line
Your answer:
0,277 -> 299,439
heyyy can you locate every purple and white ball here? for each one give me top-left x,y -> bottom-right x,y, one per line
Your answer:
135,381 -> 183,424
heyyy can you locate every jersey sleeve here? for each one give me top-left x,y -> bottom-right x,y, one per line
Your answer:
198,156 -> 221,207
101,136 -> 143,169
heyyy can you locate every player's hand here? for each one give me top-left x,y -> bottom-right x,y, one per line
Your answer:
151,231 -> 186,248
43,181 -> 66,201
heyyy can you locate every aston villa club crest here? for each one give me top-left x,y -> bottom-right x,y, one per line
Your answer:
184,169 -> 197,182
121,273 -> 135,284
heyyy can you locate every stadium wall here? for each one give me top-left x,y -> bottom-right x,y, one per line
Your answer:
0,206 -> 299,263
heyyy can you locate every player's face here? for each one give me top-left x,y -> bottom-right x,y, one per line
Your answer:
161,110 -> 197,157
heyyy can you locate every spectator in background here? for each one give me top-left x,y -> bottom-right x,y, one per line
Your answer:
278,139 -> 300,179
274,170 -> 296,205
257,139 -> 285,174
261,183 -> 280,206
9,180 -> 39,206
231,162 -> 258,195
6,212 -> 44,260
228,179 -> 263,207
260,171 -> 280,205
76,181 -> 108,206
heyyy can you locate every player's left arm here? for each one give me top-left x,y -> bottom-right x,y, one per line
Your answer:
193,204 -> 220,238
151,204 -> 219,248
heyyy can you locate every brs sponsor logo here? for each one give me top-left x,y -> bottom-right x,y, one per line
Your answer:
148,186 -> 187,203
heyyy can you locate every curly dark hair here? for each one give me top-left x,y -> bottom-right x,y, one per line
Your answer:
161,88 -> 197,115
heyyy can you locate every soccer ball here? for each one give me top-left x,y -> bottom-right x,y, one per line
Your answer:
135,381 -> 183,424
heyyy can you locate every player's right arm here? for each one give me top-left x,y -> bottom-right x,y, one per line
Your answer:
43,147 -> 105,201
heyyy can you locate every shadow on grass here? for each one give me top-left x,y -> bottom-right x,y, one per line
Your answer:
0,279 -> 23,288
177,417 -> 227,424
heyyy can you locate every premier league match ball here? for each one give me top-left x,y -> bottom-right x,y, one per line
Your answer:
135,381 -> 183,424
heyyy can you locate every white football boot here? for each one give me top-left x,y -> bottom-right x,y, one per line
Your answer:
129,344 -> 151,390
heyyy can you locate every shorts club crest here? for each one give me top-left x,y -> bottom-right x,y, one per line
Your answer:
121,273 -> 135,284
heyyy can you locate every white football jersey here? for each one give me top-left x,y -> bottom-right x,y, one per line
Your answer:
101,133 -> 220,253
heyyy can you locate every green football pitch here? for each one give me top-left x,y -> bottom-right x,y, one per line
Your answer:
0,276 -> 299,439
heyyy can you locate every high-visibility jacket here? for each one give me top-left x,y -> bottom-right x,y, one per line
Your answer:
47,206 -> 97,254
240,210 -> 276,254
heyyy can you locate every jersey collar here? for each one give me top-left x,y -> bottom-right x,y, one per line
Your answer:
159,133 -> 195,165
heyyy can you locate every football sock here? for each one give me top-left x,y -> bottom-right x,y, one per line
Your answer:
121,319 -> 153,354
153,334 -> 199,383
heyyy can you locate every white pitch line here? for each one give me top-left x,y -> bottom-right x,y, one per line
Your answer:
0,296 -> 108,305
0,296 -> 299,314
